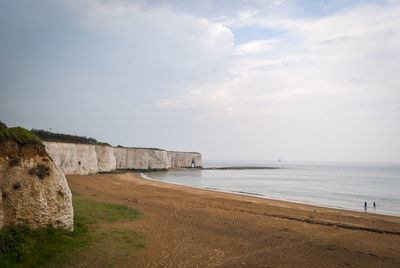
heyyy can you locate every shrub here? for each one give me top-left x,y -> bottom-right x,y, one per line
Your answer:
29,164 -> 50,180
9,158 -> 21,167
0,222 -> 88,267
31,129 -> 109,145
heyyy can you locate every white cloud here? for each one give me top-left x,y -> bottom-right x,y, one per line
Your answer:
157,2 -> 400,119
63,0 -> 235,93
2,0 -> 399,161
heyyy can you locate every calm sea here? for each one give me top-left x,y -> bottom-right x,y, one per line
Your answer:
146,160 -> 400,217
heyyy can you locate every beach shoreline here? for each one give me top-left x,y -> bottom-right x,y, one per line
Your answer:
66,172 -> 400,267
141,172 -> 400,219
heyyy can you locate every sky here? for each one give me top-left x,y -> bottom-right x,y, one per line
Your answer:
1,0 -> 399,162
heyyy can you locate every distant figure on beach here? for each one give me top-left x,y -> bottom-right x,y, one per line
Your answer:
364,201 -> 367,210
374,201 -> 376,208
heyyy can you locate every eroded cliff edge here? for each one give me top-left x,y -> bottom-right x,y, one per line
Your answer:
43,141 -> 202,175
0,123 -> 74,231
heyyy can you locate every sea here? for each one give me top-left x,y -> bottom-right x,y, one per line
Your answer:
145,160 -> 400,217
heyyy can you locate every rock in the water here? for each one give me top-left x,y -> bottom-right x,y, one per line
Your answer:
0,124 -> 74,231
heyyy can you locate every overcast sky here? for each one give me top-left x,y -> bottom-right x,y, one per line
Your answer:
1,0 -> 399,162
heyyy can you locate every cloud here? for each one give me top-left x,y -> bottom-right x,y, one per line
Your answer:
0,0 -> 236,143
156,2 -> 400,120
0,0 -> 236,103
1,0 -> 399,161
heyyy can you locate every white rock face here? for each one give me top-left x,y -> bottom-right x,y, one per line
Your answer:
148,149 -> 170,169
168,151 -> 202,168
44,142 -> 116,175
114,147 -> 169,170
0,150 -> 74,231
95,145 -> 116,172
44,142 -> 201,174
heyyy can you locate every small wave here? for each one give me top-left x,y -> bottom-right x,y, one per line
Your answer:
231,190 -> 264,196
140,173 -> 153,180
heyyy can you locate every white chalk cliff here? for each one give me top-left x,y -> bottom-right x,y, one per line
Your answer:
44,142 -> 116,175
43,141 -> 202,175
168,151 -> 202,168
113,147 -> 169,170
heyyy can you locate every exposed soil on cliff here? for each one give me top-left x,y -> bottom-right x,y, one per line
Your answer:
0,123 -> 47,158
0,139 -> 47,158
66,172 -> 400,268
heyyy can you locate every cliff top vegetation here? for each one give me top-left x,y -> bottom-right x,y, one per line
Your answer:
116,145 -> 162,151
31,129 -> 110,146
0,122 -> 41,144
168,150 -> 201,154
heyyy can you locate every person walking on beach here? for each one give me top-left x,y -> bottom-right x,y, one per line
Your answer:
364,201 -> 367,210
373,201 -> 376,208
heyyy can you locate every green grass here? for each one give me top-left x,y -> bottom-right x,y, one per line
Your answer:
116,146 -> 163,150
70,189 -> 80,196
39,138 -> 111,146
0,127 -> 41,144
0,220 -> 88,268
0,191 -> 143,267
95,228 -> 145,253
73,198 -> 141,225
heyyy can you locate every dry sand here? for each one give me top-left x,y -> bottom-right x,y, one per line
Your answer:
67,172 -> 400,267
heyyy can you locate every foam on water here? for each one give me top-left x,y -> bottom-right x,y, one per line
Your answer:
146,161 -> 400,217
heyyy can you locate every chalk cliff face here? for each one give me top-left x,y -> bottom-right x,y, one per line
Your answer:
168,151 -> 202,168
95,145 -> 117,172
44,142 -> 116,175
114,147 -> 169,170
0,125 -> 74,231
44,142 -> 202,174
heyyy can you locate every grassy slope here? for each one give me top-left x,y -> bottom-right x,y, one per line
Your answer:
0,127 -> 41,144
0,191 -> 143,267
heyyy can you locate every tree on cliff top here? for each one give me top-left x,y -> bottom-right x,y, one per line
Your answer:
31,129 -> 109,146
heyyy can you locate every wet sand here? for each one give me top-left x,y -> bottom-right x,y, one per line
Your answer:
67,172 -> 400,267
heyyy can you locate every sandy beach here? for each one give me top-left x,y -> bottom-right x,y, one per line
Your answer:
67,172 -> 400,267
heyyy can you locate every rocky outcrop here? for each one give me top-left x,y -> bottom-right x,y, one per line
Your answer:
43,142 -> 116,175
114,147 -> 169,170
168,151 -> 202,168
0,125 -> 74,231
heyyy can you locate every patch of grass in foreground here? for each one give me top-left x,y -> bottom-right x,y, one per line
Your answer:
73,198 -> 141,224
70,189 -> 80,196
0,192 -> 143,267
0,219 -> 88,267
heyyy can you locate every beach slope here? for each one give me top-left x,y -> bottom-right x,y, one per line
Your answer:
67,172 -> 400,267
